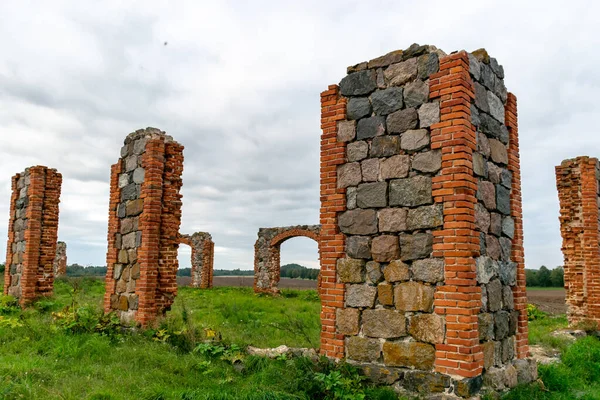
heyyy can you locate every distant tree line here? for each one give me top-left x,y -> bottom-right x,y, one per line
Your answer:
177,265 -> 319,280
67,264 -> 107,277
0,262 -> 567,287
280,264 -> 319,280
526,266 -> 564,287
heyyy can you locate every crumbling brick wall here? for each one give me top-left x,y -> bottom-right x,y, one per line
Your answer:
179,232 -> 214,289
319,44 -> 533,396
254,225 -> 320,294
53,241 -> 67,277
556,156 -> 600,327
3,166 -> 62,306
104,128 -> 184,326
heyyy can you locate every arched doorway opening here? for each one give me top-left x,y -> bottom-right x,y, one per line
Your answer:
253,225 -> 320,294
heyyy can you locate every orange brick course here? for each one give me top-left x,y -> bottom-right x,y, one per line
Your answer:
319,85 -> 347,359
506,93 -> 529,358
430,51 -> 483,378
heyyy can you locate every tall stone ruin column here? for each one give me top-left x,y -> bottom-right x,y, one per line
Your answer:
319,44 -> 534,396
4,166 -> 62,306
556,157 -> 600,327
180,232 -> 214,289
104,128 -> 184,326
53,241 -> 67,277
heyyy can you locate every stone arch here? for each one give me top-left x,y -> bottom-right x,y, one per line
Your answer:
254,225 -> 320,294
178,232 -> 214,289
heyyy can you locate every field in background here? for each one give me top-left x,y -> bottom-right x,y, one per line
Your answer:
526,288 -> 566,315
177,276 -> 317,290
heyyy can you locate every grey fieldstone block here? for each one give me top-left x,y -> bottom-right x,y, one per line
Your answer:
418,102 -> 440,128
340,70 -> 377,96
347,141 -> 369,162
399,232 -> 433,261
346,236 -> 371,259
370,136 -> 400,157
401,129 -> 429,152
357,182 -> 387,208
412,150 -> 441,173
371,87 -> 403,115
357,116 -> 386,140
387,108 -> 418,134
389,175 -> 432,207
338,209 -> 378,235
347,97 -> 372,120
361,158 -> 380,182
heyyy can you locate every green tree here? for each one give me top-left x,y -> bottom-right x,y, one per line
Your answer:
550,266 -> 564,287
525,269 -> 538,287
537,265 -> 552,287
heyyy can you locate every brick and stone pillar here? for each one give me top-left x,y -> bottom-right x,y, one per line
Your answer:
104,128 -> 184,326
53,241 -> 67,277
180,232 -> 214,289
556,156 -> 600,327
4,166 -> 62,306
320,44 -> 534,396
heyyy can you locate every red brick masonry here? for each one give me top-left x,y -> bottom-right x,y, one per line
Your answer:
4,166 -> 62,306
556,156 -> 600,327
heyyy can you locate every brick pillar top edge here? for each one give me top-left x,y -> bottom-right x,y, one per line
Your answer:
557,156 -> 599,166
257,225 -> 321,235
17,165 -> 61,176
344,44 -> 503,76
124,127 -> 180,145
180,231 -> 213,241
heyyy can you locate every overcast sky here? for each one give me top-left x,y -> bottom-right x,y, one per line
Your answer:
0,1 -> 598,271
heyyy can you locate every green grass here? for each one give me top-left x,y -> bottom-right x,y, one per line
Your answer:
502,336 -> 600,400
525,287 -> 564,291
166,286 -> 321,348
501,309 -> 600,400
528,315 -> 570,352
2,277 -> 600,399
0,277 -> 396,400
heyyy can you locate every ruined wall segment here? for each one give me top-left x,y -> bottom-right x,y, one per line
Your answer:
180,232 -> 214,289
53,241 -> 67,277
254,225 -> 320,294
320,44 -> 534,396
556,156 -> 600,327
104,128 -> 184,326
4,166 -> 62,306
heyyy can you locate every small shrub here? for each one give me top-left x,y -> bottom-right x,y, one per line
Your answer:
34,298 -> 59,312
0,295 -> 20,314
526,303 -> 546,321
572,318 -> 599,333
193,342 -> 244,364
0,315 -> 23,328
